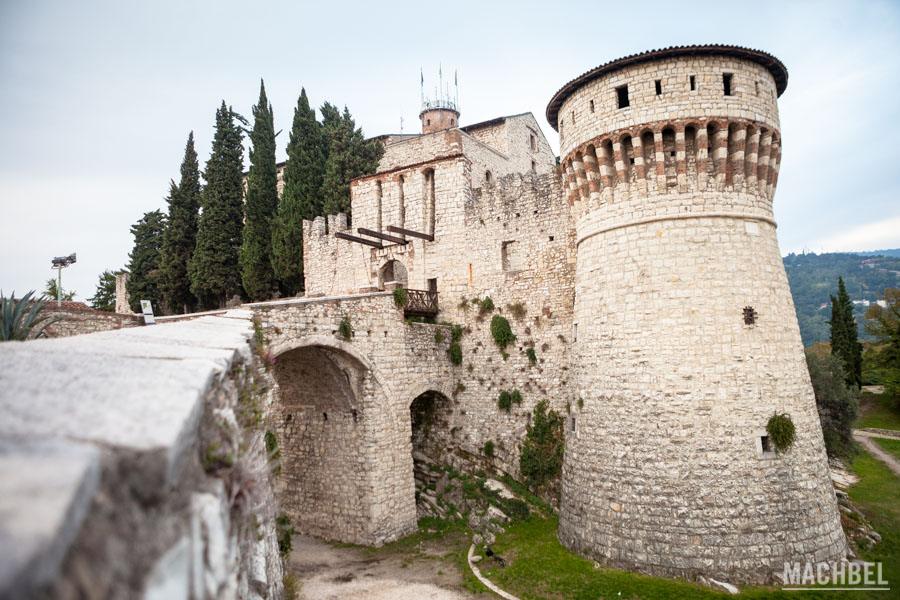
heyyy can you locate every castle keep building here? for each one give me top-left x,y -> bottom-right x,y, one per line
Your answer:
263,45 -> 846,584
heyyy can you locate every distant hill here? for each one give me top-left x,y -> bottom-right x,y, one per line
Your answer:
783,250 -> 900,346
850,248 -> 900,258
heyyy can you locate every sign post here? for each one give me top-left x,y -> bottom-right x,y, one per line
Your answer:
140,300 -> 156,325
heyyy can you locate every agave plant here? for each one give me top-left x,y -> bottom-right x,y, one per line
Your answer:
0,290 -> 60,341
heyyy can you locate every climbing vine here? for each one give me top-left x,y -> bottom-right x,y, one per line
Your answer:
338,315 -> 353,341
497,389 -> 523,413
520,399 -> 564,493
393,287 -> 408,308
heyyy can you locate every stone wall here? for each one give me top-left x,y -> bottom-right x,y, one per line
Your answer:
42,301 -> 141,338
0,310 -> 284,599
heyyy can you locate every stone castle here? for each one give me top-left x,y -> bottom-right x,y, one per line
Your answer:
267,44 -> 846,584
3,44 -> 848,595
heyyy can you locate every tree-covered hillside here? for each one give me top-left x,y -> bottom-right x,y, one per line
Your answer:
783,251 -> 900,346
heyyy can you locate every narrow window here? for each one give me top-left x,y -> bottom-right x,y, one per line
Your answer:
485,170 -> 492,183
616,84 -> 629,109
755,81 -> 760,96
571,110 -> 575,124
572,322 -> 578,341
655,79 -> 662,95
743,306 -> 758,325
426,118 -> 431,126
501,240 -> 520,271
761,435 -> 773,454
531,160 -> 537,173
723,73 -> 733,96
689,75 -> 696,91
589,99 -> 595,112
529,133 -> 536,151
569,415 -> 577,433
423,168 -> 436,235
398,174 -> 406,230
375,180 -> 383,232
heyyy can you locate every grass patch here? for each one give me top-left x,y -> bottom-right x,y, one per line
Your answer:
481,516 -> 728,599
475,447 -> 900,600
857,391 -> 900,431
873,437 -> 900,461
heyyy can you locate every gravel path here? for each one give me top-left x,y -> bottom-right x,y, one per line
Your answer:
288,534 -> 475,600
854,429 -> 900,477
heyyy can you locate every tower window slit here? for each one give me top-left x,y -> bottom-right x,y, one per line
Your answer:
655,80 -> 662,95
616,85 -> 629,109
723,73 -> 733,96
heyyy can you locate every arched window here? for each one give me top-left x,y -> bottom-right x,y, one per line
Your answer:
485,170 -> 493,184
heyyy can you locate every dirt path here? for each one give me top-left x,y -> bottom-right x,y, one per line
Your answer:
288,534 -> 477,600
854,430 -> 900,477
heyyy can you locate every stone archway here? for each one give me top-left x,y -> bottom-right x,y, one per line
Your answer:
379,259 -> 408,290
409,389 -> 454,518
271,342 -> 417,546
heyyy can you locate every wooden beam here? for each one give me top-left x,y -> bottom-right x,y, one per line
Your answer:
357,228 -> 409,245
386,225 -> 434,242
335,231 -> 382,248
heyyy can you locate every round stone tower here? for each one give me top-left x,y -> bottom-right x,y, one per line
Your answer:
547,45 -> 846,584
420,105 -> 459,134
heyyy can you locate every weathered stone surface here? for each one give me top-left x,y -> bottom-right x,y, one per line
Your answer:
0,439 -> 99,595
0,310 -> 282,599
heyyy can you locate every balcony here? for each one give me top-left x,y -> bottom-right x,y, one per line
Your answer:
403,289 -> 439,318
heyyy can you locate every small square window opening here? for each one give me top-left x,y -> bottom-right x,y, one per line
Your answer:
616,84 -> 630,109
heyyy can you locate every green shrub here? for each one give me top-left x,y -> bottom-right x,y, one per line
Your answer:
490,314 -> 516,350
448,342 -> 463,365
498,389 -> 523,412
478,296 -> 495,319
766,412 -> 796,453
434,329 -> 445,344
806,349 -> 858,458
264,430 -> 279,457
506,302 -> 527,320
483,440 -> 495,457
276,514 -> 295,557
450,324 -> 464,343
393,287 -> 408,308
526,347 -> 537,365
338,315 -> 352,340
500,497 -> 530,521
520,399 -> 564,493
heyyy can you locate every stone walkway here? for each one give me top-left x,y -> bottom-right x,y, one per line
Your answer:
289,535 -> 475,600
853,429 -> 900,477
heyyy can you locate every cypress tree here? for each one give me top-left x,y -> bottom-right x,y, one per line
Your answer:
320,104 -> 383,217
189,102 -> 245,309
240,80 -> 279,301
159,132 -> 201,314
126,210 -> 167,313
272,88 -> 326,295
830,277 -> 862,388
88,270 -> 118,311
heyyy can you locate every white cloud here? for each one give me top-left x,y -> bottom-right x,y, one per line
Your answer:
811,215 -> 900,253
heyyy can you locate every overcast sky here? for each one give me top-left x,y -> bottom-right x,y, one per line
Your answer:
2,0 -> 899,301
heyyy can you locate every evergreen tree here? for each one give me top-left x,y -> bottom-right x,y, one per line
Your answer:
272,88 -> 326,295
320,104 -> 383,216
240,80 -> 279,301
806,347 -> 858,458
126,210 -> 167,313
189,102 -> 245,309
160,132 -> 201,314
88,270 -> 118,311
830,277 -> 862,387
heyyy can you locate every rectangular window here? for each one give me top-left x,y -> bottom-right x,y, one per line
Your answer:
723,73 -> 733,96
755,81 -> 760,96
689,75 -> 696,91
427,278 -> 437,293
529,133 -> 536,151
571,110 -> 575,124
531,160 -> 537,173
501,240 -> 522,272
655,79 -> 662,95
616,85 -> 629,109
589,99 -> 595,112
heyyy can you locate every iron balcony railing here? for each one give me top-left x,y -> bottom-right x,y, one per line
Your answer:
404,289 -> 439,318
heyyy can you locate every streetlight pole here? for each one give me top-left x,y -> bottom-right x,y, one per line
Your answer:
50,253 -> 77,307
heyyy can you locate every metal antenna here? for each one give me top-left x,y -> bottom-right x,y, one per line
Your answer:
420,67 -> 424,108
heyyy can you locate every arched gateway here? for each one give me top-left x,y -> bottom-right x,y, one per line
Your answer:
270,338 -> 418,546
